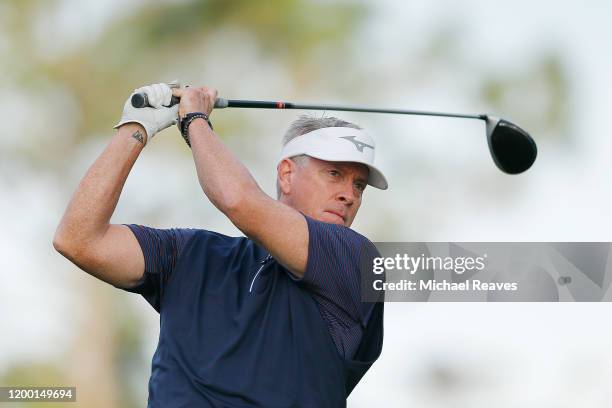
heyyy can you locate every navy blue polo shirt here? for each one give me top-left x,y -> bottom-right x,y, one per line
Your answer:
118,215 -> 384,407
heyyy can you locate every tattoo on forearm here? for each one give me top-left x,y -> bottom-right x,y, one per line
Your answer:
132,129 -> 145,144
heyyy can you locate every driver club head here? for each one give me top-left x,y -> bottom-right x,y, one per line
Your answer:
485,116 -> 538,174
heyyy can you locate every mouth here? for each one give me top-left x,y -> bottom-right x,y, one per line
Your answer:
324,210 -> 345,223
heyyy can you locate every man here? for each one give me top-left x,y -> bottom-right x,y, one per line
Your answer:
53,82 -> 387,407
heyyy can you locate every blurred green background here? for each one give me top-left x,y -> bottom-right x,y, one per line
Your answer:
2,0 -> 612,407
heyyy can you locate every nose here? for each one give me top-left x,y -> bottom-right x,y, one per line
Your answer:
336,181 -> 357,205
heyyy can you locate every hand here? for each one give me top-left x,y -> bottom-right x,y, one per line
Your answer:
172,86 -> 218,119
114,82 -> 179,145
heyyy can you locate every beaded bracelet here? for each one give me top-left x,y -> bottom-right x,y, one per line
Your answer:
179,112 -> 214,147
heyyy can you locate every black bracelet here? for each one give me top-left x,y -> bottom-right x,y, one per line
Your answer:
179,112 -> 214,147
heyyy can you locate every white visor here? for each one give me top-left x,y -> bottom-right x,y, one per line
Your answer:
278,127 -> 388,190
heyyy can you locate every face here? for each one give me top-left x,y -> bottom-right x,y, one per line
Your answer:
278,157 -> 369,227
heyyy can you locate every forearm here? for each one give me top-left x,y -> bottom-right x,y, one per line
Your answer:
188,118 -> 308,275
188,120 -> 263,216
54,124 -> 145,249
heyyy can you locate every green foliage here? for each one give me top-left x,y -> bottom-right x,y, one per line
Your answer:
0,362 -> 68,408
0,362 -> 66,387
111,297 -> 148,408
2,0 -> 367,140
481,53 -> 570,140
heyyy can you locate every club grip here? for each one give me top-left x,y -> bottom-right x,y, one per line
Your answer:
130,93 -> 180,108
131,93 -> 229,109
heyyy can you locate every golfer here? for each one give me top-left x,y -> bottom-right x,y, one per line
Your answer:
53,82 -> 387,407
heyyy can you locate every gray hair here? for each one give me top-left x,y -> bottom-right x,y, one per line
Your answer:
276,115 -> 362,198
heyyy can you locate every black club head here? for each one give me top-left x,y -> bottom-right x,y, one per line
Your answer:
485,116 -> 537,174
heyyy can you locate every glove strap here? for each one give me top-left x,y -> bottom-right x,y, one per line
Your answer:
179,112 -> 213,148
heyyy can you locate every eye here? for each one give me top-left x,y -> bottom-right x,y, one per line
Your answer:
355,182 -> 366,192
329,169 -> 340,177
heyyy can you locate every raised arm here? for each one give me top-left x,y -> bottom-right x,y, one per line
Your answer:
173,86 -> 309,277
53,124 -> 147,287
53,83 -> 179,288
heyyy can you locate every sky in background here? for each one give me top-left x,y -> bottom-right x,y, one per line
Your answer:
2,0 -> 612,407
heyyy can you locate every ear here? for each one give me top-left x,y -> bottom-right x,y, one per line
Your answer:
277,158 -> 297,197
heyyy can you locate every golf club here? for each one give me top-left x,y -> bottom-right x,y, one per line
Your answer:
132,94 -> 537,174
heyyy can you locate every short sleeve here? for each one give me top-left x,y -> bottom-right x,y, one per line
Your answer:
299,216 -> 381,329
118,224 -> 197,313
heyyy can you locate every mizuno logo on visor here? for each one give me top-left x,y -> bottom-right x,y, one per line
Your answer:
339,136 -> 374,153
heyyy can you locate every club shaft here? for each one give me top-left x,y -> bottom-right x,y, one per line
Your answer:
132,94 -> 485,120
218,99 -> 486,120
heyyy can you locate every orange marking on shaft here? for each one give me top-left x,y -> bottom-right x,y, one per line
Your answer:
276,102 -> 285,109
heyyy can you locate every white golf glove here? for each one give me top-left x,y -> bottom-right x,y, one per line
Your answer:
114,82 -> 179,145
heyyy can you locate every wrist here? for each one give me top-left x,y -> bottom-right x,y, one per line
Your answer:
117,123 -> 147,146
188,117 -> 209,133
179,112 -> 213,148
